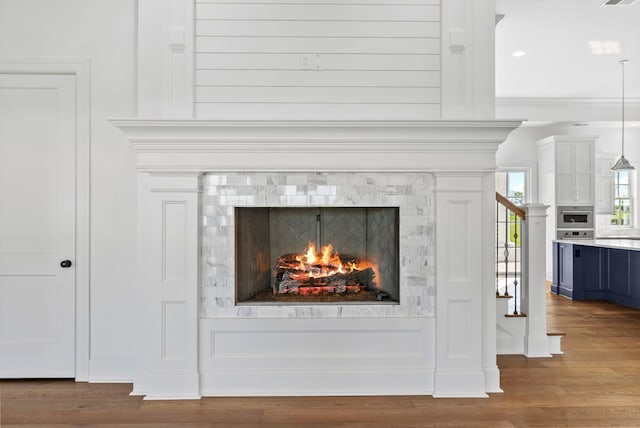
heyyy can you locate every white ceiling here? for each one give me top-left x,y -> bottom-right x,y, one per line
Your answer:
495,0 -> 640,99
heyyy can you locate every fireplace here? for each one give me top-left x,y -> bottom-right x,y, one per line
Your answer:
113,119 -> 521,399
200,171 -> 433,319
235,207 -> 400,304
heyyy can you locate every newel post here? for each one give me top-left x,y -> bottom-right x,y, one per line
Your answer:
521,203 -> 551,357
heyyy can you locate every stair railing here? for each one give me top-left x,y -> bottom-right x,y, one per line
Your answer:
495,191 -> 526,315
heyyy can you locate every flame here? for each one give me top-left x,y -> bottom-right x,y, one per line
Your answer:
321,244 -> 332,265
306,243 -> 317,265
280,242 -> 378,292
292,242 -> 345,278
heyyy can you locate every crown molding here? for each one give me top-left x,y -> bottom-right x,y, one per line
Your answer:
497,97 -> 640,123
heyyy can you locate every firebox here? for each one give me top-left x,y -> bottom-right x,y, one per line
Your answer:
235,207 -> 399,304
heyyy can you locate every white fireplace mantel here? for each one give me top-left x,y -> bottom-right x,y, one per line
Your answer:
112,119 -> 522,400
111,119 -> 521,172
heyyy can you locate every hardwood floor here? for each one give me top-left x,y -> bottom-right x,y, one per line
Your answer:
3,292 -> 640,427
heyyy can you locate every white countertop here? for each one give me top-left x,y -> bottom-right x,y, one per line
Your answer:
555,239 -> 640,251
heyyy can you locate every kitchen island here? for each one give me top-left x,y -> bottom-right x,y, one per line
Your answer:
552,239 -> 640,309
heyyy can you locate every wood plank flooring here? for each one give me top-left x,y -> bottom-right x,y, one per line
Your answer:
3,292 -> 640,427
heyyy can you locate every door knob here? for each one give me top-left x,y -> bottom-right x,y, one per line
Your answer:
60,259 -> 72,268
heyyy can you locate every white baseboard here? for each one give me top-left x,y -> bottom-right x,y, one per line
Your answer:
548,334 -> 564,355
88,356 -> 135,383
200,368 -> 434,396
483,367 -> 503,393
433,370 -> 489,398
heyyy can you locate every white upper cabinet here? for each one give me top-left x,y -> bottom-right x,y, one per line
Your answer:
572,140 -> 595,205
537,136 -> 596,206
555,142 -> 576,203
595,156 -> 615,214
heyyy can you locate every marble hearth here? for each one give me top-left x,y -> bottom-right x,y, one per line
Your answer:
112,119 -> 521,399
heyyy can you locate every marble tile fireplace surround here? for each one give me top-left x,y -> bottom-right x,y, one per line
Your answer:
113,119 -> 521,400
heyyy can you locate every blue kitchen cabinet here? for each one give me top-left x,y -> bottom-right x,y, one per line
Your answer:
552,242 -> 573,298
573,244 -> 604,300
607,248 -> 630,299
629,251 -> 640,303
554,241 -> 640,309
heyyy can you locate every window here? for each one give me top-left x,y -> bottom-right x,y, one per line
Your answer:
496,170 -> 527,205
496,170 -> 528,247
611,170 -> 632,226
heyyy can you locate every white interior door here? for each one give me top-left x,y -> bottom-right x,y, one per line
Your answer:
0,73 -> 76,378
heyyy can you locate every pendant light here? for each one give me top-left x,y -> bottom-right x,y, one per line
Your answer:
612,59 -> 635,170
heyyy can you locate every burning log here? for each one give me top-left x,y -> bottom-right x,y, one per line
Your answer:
272,250 -> 376,295
275,253 -> 358,274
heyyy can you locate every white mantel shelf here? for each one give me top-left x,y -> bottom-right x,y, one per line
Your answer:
111,119 -> 523,172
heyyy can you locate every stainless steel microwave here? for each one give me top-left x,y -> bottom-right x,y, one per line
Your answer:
556,206 -> 594,229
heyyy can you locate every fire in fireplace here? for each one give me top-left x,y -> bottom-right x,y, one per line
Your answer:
274,241 -> 381,297
235,207 -> 399,304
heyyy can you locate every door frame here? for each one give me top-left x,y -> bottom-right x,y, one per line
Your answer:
0,59 -> 91,380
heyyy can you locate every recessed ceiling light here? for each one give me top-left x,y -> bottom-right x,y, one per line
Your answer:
512,50 -> 527,57
588,41 -> 620,55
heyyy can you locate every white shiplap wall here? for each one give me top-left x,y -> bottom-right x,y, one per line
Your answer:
194,0 -> 441,119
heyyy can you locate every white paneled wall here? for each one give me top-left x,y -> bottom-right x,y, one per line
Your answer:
194,0 -> 441,119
